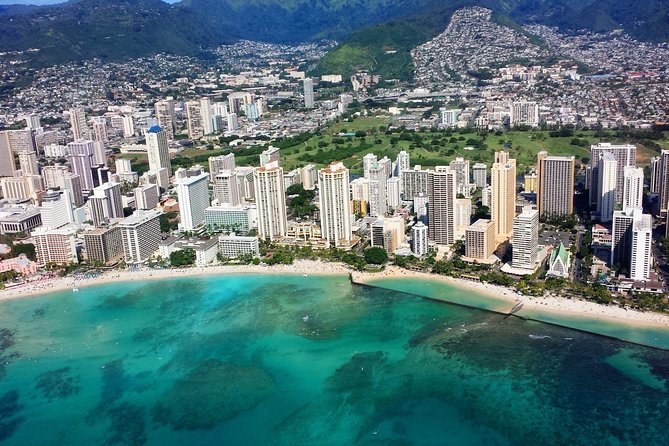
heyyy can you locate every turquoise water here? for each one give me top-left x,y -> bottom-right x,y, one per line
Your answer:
370,277 -> 669,350
0,274 -> 667,445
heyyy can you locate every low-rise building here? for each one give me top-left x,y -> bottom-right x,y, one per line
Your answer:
0,205 -> 42,234
547,242 -> 570,278
0,254 -> 38,275
218,235 -> 260,259
160,237 -> 219,267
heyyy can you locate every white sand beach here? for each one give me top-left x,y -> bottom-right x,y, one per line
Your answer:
2,261 -> 668,331
351,266 -> 669,329
0,260 -> 350,300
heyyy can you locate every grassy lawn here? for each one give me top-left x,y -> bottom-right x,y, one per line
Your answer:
116,115 -> 666,175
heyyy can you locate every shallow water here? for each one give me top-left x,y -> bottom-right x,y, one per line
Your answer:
0,274 -> 667,445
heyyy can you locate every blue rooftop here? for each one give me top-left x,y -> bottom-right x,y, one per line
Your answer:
148,125 -> 162,133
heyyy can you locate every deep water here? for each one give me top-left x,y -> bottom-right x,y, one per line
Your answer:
0,274 -> 667,445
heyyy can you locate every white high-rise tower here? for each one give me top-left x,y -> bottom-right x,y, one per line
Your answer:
318,162 -> 352,247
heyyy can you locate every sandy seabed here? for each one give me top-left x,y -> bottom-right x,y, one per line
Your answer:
2,260 -> 668,330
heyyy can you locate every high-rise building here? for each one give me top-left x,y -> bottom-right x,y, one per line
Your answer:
491,151 -> 516,242
440,108 -> 461,127
350,178 -> 370,202
1,176 -> 42,202
0,132 -> 16,177
200,97 -> 214,135
17,150 -> 39,176
154,99 -> 175,140
208,154 -> 236,180
146,126 -> 171,190
134,184 -> 160,210
623,166 -> 644,211
301,164 -> 317,190
214,171 -> 241,206
509,101 -> 539,127
303,78 -> 315,109
427,167 -> 456,245
589,143 -> 636,206
512,206 -> 539,270
25,114 -> 41,131
378,157 -> 392,179
386,177 -> 401,210
40,191 -> 74,230
226,113 -> 239,131
656,149 -> 669,216
227,92 -> 253,115
368,162 -> 388,217
523,172 -> 538,193
89,182 -> 124,227
596,152 -> 617,223
362,154 -> 377,179
84,226 -> 123,265
449,157 -> 471,197
411,221 -> 429,257
122,115 -> 135,138
472,163 -> 487,189
454,197 -> 472,239
395,151 -> 410,193
402,166 -> 431,200
630,213 -> 652,281
185,101 -> 204,139
92,117 -> 108,142
254,162 -> 287,240
465,219 -> 495,260
67,140 -> 96,191
119,209 -> 162,263
175,173 -> 209,231
611,208 -> 639,269
42,166 -> 84,206
537,152 -> 575,220
318,161 -> 351,247
32,227 -> 78,266
0,130 -> 36,177
650,156 -> 660,195
69,108 -> 90,141
259,146 -> 281,167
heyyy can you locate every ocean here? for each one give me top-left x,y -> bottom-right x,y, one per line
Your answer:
0,273 -> 667,445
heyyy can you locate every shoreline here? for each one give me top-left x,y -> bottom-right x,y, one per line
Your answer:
351,266 -> 669,330
0,260 -> 351,301
1,260 -> 668,333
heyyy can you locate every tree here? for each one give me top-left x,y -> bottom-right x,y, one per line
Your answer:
11,243 -> 36,261
363,247 -> 388,265
170,249 -> 196,267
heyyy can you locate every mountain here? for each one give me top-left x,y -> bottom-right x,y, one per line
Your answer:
314,0 -> 669,81
0,0 -> 228,65
180,0 -> 436,43
0,0 -> 666,68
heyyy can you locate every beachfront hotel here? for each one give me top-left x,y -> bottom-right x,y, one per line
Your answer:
218,235 -> 260,259
537,152 -> 575,219
32,226 -> 79,266
119,209 -> 162,264
318,162 -> 352,248
465,219 -> 496,261
254,162 -> 287,240
426,166 -> 456,246
511,206 -> 539,270
491,150 -> 516,242
83,226 -> 123,266
175,172 -> 210,231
